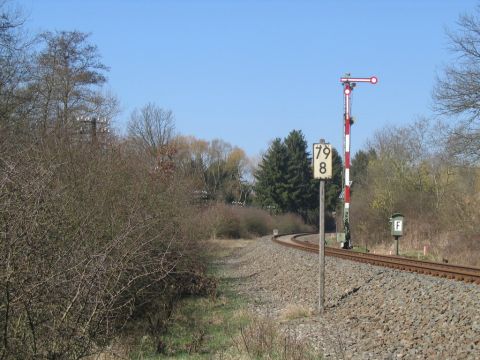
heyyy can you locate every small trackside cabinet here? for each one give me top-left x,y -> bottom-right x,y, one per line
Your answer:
390,213 -> 404,236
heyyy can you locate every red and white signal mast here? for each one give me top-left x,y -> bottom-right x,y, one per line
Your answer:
340,74 -> 377,249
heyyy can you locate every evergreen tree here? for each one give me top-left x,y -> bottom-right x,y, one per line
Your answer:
254,138 -> 288,213
254,130 -> 343,224
284,130 -> 315,219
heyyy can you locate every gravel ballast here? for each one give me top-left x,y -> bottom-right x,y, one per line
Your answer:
223,236 -> 480,359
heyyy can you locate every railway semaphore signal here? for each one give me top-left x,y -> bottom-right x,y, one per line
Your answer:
340,74 -> 378,249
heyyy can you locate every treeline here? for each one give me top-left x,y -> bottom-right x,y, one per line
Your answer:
174,135 -> 252,204
350,119 -> 480,265
127,107 -> 254,205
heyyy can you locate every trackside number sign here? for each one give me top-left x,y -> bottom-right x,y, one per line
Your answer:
313,143 -> 332,179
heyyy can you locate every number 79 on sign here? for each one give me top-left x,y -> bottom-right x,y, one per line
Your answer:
313,143 -> 332,179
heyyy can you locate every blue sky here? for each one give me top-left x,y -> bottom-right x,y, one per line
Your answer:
17,0 -> 478,158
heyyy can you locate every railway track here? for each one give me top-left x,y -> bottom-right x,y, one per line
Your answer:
272,233 -> 480,285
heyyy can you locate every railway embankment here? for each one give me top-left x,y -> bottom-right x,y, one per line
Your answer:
223,235 -> 480,359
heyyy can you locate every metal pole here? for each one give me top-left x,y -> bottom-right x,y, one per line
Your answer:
395,236 -> 399,256
343,83 -> 352,249
344,82 -> 353,248
319,139 -> 325,314
339,75 -> 377,249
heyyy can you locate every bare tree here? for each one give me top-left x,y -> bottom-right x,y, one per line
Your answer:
127,103 -> 175,158
30,31 -> 116,134
434,7 -> 480,163
0,1 -> 31,126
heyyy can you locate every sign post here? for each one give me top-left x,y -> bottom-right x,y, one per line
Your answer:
313,139 -> 332,313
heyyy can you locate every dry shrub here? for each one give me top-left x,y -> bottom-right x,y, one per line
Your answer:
274,213 -> 314,235
204,204 -> 312,240
0,134 -> 212,358
440,233 -> 480,267
203,203 -> 242,240
234,316 -> 319,360
239,207 -> 274,237
216,205 -> 244,239
280,304 -> 313,321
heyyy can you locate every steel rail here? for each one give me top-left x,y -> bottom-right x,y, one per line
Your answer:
272,234 -> 480,285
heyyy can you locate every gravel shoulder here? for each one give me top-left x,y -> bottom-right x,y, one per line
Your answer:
221,236 -> 480,359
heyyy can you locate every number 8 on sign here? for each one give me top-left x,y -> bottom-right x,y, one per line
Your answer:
313,143 -> 333,179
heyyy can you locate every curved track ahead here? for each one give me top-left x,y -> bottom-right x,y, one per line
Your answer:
272,234 -> 480,285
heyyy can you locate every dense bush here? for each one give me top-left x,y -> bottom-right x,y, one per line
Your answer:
0,131 -> 310,358
0,133 -> 211,358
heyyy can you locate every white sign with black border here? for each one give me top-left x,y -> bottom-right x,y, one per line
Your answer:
313,143 -> 333,179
